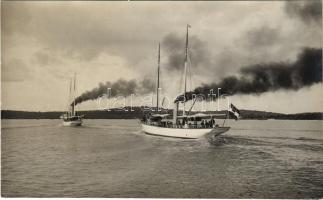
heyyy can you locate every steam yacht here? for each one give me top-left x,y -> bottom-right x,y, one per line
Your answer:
141,25 -> 240,139
60,73 -> 83,126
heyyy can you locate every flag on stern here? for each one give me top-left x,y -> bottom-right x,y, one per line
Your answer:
229,103 -> 240,120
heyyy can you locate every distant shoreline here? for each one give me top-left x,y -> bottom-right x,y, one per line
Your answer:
1,109 -> 322,120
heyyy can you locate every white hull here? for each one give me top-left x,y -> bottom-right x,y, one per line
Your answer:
142,123 -> 230,139
62,120 -> 82,127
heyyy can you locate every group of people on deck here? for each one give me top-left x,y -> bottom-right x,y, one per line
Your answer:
181,117 -> 217,129
200,118 -> 217,128
142,113 -> 219,129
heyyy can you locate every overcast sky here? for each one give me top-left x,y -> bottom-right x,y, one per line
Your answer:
2,1 -> 322,113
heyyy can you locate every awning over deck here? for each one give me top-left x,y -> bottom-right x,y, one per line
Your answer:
177,113 -> 227,119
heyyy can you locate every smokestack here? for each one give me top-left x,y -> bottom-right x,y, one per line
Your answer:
173,102 -> 179,126
71,105 -> 74,116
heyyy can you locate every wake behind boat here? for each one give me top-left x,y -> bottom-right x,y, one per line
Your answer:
141,25 -> 239,139
60,73 -> 83,126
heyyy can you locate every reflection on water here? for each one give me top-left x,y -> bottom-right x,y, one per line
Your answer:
2,119 -> 323,198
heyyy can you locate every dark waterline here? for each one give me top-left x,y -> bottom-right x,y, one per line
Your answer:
2,119 -> 323,198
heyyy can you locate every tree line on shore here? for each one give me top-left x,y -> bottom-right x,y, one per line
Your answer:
1,108 -> 322,120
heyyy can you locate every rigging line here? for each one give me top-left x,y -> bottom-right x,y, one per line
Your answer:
73,73 -> 77,116
156,43 -> 161,111
188,60 -> 192,97
67,79 -> 72,114
188,49 -> 195,92
177,48 -> 186,96
189,53 -> 193,91
187,52 -> 191,90
188,52 -> 196,112
178,65 -> 184,97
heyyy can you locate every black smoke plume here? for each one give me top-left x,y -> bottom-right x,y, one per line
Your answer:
73,78 -> 155,105
175,48 -> 322,102
285,0 -> 322,24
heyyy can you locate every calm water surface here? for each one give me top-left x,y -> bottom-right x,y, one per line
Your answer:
2,119 -> 323,198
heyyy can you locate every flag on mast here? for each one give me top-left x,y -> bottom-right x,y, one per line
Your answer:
229,103 -> 240,120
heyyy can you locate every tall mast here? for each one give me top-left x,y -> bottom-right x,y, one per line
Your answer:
68,79 -> 72,116
156,43 -> 160,112
183,24 -> 190,116
73,73 -> 76,116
